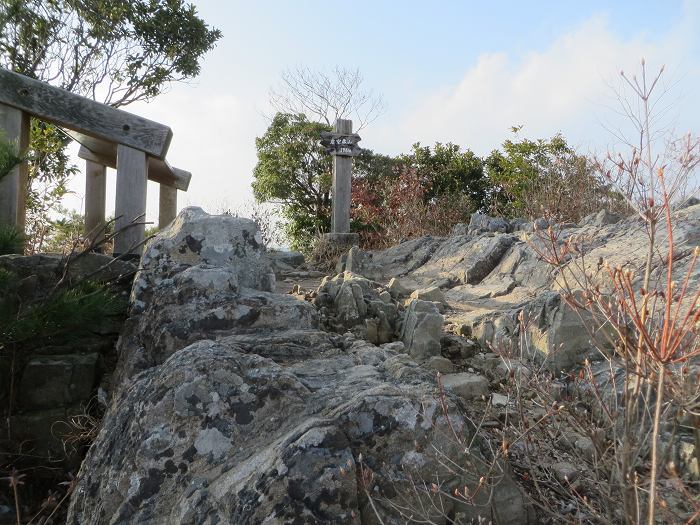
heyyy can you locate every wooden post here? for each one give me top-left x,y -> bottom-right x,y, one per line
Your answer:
331,118 -> 352,233
84,159 -> 107,246
158,184 -> 177,229
114,144 -> 147,256
0,103 -> 29,228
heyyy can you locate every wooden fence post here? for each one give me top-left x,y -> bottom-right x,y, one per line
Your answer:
85,159 -> 107,246
114,144 -> 147,256
158,184 -> 177,229
331,118 -> 353,234
0,103 -> 29,229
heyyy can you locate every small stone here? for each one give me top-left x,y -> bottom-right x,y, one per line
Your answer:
378,290 -> 392,304
574,435 -> 596,461
387,277 -> 411,298
380,341 -> 405,353
424,356 -> 455,374
680,440 -> 699,478
410,286 -> 448,305
551,462 -> 579,483
491,393 -> 508,407
441,373 -> 489,401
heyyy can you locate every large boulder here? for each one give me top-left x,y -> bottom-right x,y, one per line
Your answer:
68,340 -> 533,524
113,208 -> 317,387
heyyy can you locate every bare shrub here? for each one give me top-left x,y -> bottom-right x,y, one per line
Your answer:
306,235 -> 347,272
353,168 -> 475,250
520,153 -> 631,223
516,60 -> 700,524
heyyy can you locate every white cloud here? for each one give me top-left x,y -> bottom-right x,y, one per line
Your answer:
65,87 -> 269,222
375,14 -> 699,157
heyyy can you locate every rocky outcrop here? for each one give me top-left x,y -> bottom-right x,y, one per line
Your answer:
69,209 -> 531,525
113,207 -> 316,387
334,204 -> 700,373
338,236 -> 443,282
1,253 -> 134,474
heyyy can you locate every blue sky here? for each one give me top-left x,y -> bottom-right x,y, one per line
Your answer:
65,0 -> 700,221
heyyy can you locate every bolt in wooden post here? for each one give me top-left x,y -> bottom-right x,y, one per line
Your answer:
158,184 -> 177,229
331,118 -> 353,234
114,144 -> 147,256
0,103 -> 29,229
85,159 -> 107,247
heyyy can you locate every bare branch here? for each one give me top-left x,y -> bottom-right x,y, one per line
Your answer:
269,66 -> 385,130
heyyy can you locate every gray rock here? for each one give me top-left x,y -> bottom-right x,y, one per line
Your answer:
523,291 -> 600,371
678,196 -> 700,209
468,213 -> 511,234
113,208 -> 317,387
441,333 -> 478,359
441,373 -> 490,401
401,300 -> 444,360
68,340 -> 531,524
67,207 -> 539,525
130,207 -> 276,314
592,209 -> 621,226
423,356 -> 455,374
19,354 -> 99,409
337,237 -> 443,282
387,277 -> 412,297
0,253 -> 136,297
267,249 -> 305,268
413,233 -> 515,285
491,393 -> 509,407
410,285 -> 448,305
551,462 -> 580,483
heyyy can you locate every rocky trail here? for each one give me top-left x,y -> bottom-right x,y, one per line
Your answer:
65,204 -> 700,524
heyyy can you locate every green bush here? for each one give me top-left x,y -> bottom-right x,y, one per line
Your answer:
0,134 -> 23,181
0,281 -> 126,347
0,223 -> 25,255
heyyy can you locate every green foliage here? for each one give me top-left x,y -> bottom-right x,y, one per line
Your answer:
0,222 -> 24,255
484,133 -> 573,216
40,207 -> 86,253
0,0 -> 222,106
0,0 -> 221,251
399,142 -> 487,207
483,132 -> 627,221
0,132 -> 23,180
0,280 -> 126,347
24,122 -> 80,252
353,148 -> 400,183
253,113 -> 333,252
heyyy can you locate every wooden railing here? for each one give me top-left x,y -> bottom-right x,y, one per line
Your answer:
0,68 -> 191,256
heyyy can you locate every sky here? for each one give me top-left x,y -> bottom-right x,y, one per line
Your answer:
63,0 -> 700,223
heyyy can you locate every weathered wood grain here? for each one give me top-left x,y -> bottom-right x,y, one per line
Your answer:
114,145 -> 147,256
85,160 -> 107,245
0,103 -> 29,229
0,68 -> 172,158
158,184 -> 177,229
331,119 -> 353,233
77,142 -> 191,191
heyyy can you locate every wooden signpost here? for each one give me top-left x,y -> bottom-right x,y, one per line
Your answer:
321,119 -> 361,242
